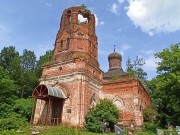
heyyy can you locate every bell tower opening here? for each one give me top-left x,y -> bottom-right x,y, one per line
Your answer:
67,10 -> 71,23
78,14 -> 88,24
66,38 -> 70,49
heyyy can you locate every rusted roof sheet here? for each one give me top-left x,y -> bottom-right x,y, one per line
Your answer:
32,84 -> 67,99
47,86 -> 66,98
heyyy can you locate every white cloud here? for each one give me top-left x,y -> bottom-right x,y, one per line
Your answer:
94,14 -> 105,26
78,14 -> 88,23
148,31 -> 154,37
118,0 -> 125,4
144,56 -> 160,70
110,0 -> 125,15
92,13 -> 104,26
111,3 -> 119,15
126,0 -> 180,34
94,14 -> 98,26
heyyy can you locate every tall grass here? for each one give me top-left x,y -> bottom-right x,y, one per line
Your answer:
38,126 -> 113,135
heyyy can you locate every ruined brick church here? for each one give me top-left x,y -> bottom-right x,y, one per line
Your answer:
32,6 -> 151,127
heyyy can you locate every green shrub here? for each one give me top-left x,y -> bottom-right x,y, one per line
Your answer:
13,98 -> 33,121
85,99 -> 119,133
0,113 -> 29,131
0,128 -> 30,135
144,122 -> 157,133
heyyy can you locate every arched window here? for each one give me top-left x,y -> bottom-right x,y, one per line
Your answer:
67,10 -> 71,22
60,40 -> 63,51
113,96 -> 124,110
113,100 -> 123,109
66,38 -> 70,49
140,105 -> 142,112
90,93 -> 97,108
112,62 -> 115,67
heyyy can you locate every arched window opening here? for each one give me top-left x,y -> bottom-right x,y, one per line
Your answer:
78,14 -> 88,24
112,62 -> 115,67
113,96 -> 124,110
113,100 -> 123,109
60,40 -> 63,51
67,10 -> 71,22
140,105 -> 142,112
90,93 -> 97,108
66,38 -> 70,49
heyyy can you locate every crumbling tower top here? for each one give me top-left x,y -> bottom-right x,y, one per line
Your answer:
52,6 -> 99,67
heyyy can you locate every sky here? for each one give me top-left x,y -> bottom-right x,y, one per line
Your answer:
0,0 -> 180,80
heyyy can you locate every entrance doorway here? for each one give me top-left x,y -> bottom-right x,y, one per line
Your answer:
32,84 -> 67,125
51,99 -> 64,125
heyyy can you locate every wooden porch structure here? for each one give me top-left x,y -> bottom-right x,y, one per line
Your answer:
31,84 -> 67,125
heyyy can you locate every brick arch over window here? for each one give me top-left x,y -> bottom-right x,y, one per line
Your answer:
112,96 -> 124,109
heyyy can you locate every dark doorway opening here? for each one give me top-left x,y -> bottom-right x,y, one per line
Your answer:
51,99 -> 64,125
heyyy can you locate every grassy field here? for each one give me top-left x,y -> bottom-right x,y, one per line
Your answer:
0,125 -> 177,135
0,126 -> 114,135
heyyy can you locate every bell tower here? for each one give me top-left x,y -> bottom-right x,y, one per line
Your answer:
53,6 -> 99,67
38,6 -> 102,127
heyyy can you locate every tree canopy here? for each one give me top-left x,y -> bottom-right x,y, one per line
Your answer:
0,46 -> 53,131
126,56 -> 147,84
148,43 -> 180,127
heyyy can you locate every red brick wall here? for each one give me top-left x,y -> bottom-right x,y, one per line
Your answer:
102,78 -> 151,127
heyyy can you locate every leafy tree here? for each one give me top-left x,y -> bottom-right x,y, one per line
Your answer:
126,56 -> 147,83
149,43 -> 180,127
143,107 -> 157,124
14,49 -> 38,98
17,69 -> 39,98
0,66 -> 17,104
0,46 -> 22,81
21,49 -> 36,71
36,50 -> 53,77
85,99 -> 119,133
0,46 -> 42,131
0,46 -> 19,69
